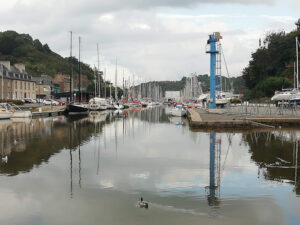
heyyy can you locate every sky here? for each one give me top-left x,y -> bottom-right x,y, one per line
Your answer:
0,0 -> 299,84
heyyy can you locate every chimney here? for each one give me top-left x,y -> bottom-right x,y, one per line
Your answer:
0,61 -> 11,71
14,63 -> 26,73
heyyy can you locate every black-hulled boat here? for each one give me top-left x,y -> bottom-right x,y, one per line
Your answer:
67,103 -> 89,115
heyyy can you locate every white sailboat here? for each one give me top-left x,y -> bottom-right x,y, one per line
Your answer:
289,36 -> 300,104
272,36 -> 300,104
89,97 -> 108,111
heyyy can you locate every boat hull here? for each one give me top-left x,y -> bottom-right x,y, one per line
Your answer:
0,112 -> 12,119
11,111 -> 32,118
170,108 -> 187,117
67,104 -> 89,115
114,104 -> 124,110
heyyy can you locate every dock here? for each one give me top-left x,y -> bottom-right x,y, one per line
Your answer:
187,106 -> 300,129
31,105 -> 66,118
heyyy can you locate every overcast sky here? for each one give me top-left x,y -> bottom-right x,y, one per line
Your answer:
0,0 -> 299,84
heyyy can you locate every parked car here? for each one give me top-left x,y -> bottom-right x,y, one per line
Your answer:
43,99 -> 52,105
43,99 -> 59,106
54,99 -> 65,105
23,98 -> 38,104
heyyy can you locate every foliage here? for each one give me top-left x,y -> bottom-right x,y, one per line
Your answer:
0,30 -> 94,81
230,98 -> 241,104
243,77 -> 292,100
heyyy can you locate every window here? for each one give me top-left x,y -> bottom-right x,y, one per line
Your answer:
33,83 -> 35,90
20,81 -> 22,89
15,81 -> 17,89
8,80 -> 10,88
24,82 -> 26,90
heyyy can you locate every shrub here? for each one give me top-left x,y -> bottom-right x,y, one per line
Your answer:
0,99 -> 24,105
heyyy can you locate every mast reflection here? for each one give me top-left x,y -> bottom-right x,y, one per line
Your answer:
206,132 -> 221,206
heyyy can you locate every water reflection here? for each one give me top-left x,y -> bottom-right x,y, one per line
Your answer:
0,107 -> 299,225
244,131 -> 300,196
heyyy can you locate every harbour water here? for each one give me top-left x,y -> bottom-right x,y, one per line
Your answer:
0,106 -> 299,225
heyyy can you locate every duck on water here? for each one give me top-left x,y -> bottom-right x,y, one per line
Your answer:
138,197 -> 149,209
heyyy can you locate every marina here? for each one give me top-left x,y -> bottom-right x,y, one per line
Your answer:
0,106 -> 299,225
0,1 -> 300,224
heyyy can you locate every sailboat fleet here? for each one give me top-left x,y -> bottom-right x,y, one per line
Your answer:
271,36 -> 300,105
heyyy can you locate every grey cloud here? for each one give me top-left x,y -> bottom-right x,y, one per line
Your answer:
0,0 -> 286,81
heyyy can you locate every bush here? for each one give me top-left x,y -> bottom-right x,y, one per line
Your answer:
231,98 -> 241,104
0,99 -> 24,105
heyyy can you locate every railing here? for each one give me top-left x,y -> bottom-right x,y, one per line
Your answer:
225,102 -> 300,117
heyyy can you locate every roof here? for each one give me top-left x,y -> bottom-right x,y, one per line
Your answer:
1,64 -> 33,82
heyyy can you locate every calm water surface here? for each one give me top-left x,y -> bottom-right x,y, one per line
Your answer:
0,107 -> 299,225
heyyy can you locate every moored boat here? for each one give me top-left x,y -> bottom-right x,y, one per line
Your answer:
67,103 -> 89,115
170,104 -> 187,117
114,102 -> 124,110
89,97 -> 108,111
0,104 -> 13,119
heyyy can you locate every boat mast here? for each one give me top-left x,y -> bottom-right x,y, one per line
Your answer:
297,36 -> 299,90
110,78 -> 112,99
115,58 -> 118,100
122,69 -> 124,100
97,43 -> 101,98
94,66 -> 97,97
104,68 -> 106,99
78,36 -> 81,103
294,62 -> 296,90
69,31 -> 73,103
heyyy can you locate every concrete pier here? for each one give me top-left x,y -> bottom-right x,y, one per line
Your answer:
187,107 -> 300,129
31,105 -> 66,118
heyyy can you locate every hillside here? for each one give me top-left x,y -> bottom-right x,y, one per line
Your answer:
242,20 -> 300,99
0,31 -> 94,81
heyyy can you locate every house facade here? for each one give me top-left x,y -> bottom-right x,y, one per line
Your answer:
0,61 -> 36,100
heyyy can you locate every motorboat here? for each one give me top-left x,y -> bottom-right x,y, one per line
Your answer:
0,104 -> 13,119
114,102 -> 124,110
89,97 -> 108,111
128,100 -> 141,108
141,98 -> 154,107
170,104 -> 187,117
5,103 -> 32,118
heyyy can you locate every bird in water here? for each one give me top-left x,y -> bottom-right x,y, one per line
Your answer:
1,155 -> 8,163
138,197 -> 149,209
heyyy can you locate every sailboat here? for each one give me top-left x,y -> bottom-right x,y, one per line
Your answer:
271,36 -> 300,104
67,36 -> 89,115
89,45 -> 109,111
287,37 -> 300,104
